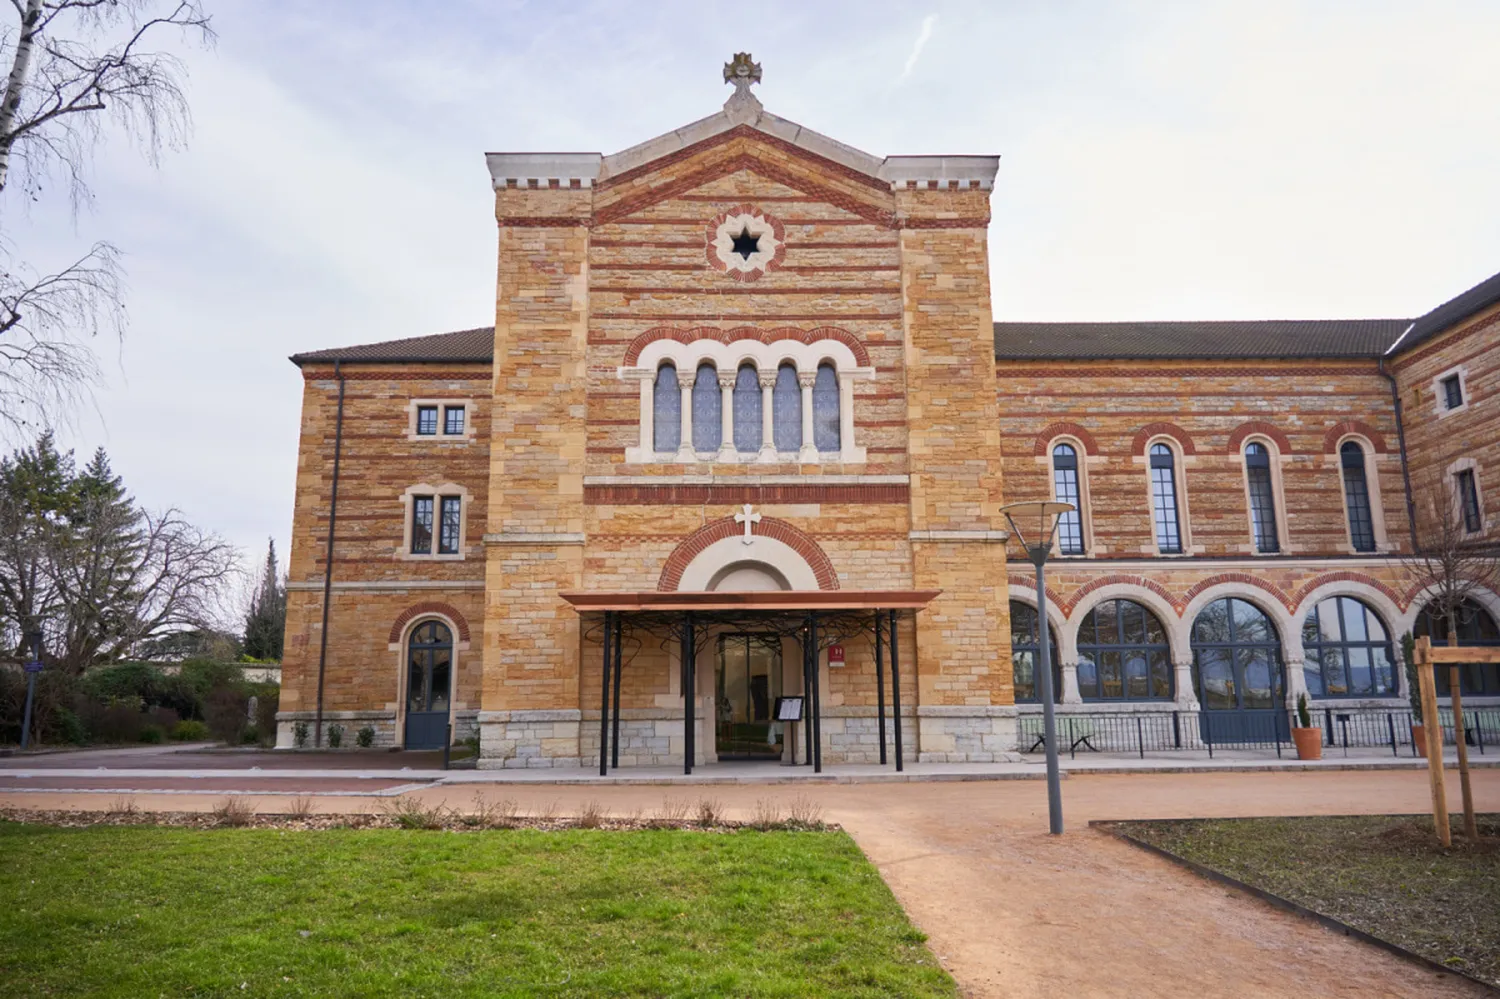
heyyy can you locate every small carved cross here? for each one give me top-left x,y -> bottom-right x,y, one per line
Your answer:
734,503 -> 762,545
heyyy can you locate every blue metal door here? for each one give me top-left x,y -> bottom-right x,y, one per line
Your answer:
404,621 -> 452,750
1192,598 -> 1288,746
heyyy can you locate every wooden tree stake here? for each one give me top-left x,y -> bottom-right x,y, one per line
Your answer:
1414,636 -> 1450,848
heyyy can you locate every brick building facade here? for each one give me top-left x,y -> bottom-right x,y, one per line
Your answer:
278,61 -> 1500,765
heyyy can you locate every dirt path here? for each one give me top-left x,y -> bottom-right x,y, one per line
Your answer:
6,768 -> 1496,997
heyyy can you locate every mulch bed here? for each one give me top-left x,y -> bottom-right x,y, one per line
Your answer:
1111,814 -> 1500,989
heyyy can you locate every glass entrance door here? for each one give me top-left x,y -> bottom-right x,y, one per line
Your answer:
716,634 -> 783,759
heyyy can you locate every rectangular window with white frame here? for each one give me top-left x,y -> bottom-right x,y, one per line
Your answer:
408,400 -> 474,440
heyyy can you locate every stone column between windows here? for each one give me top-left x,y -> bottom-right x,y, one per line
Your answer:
717,371 -> 736,462
1283,656 -> 1308,708
1060,660 -> 1082,704
1172,656 -> 1199,710
797,371 -> 818,461
676,379 -> 694,462
758,371 -> 777,460
635,374 -> 654,457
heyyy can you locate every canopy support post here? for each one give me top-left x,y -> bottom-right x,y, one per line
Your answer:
875,609 -> 887,766
889,609 -> 904,772
611,613 -> 623,771
599,610 -> 612,777
683,612 -> 696,776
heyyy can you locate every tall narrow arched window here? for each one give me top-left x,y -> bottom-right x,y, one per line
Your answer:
1009,600 -> 1060,703
1302,596 -> 1394,697
772,363 -> 801,452
733,364 -> 762,453
691,362 -> 720,452
1149,443 -> 1182,554
1052,444 -> 1084,555
1244,442 -> 1279,553
1340,442 -> 1376,552
812,363 -> 840,452
652,363 -> 681,453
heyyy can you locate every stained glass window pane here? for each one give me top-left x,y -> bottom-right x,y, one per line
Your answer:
692,363 -> 721,452
733,365 -> 762,453
772,364 -> 801,452
653,364 -> 680,452
411,496 -> 433,554
1052,444 -> 1084,554
812,363 -> 840,452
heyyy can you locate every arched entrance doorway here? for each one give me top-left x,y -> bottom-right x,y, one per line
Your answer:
1190,597 -> 1288,744
711,561 -> 788,759
404,621 -> 453,749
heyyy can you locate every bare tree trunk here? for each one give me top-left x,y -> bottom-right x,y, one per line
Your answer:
0,0 -> 45,195
1448,628 -> 1478,842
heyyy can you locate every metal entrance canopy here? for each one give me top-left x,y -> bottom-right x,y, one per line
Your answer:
560,590 -> 941,777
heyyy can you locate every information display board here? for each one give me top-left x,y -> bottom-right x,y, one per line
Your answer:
774,696 -> 804,722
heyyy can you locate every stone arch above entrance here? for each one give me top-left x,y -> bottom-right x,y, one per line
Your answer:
658,516 -> 838,591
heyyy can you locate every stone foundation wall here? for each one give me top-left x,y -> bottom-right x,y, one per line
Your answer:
916,706 -> 1020,763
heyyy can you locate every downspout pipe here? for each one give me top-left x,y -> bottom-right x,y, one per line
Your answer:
1379,323 -> 1418,550
314,360 -> 347,748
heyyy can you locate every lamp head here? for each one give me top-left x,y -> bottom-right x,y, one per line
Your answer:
999,501 -> 1076,564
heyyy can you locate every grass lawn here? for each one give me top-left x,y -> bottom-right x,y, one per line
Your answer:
1116,814 -> 1500,987
0,822 -> 954,998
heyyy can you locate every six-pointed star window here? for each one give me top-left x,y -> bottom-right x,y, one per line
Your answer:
730,225 -> 762,260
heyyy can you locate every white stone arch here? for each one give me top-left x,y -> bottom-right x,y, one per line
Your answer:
676,536 -> 820,592
1007,583 -> 1069,659
1068,583 -> 1186,664
628,337 -> 871,380
1291,579 -> 1407,700
1399,581 -> 1500,643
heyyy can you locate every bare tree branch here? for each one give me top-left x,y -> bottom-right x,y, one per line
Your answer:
1401,471 -> 1500,641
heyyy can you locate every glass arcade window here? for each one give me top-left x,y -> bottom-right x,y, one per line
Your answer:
1076,599 -> 1172,700
1416,599 -> 1500,696
1301,596 -> 1395,697
733,364 -> 762,453
1149,443 -> 1183,554
653,363 -> 681,452
691,362 -> 721,452
772,363 -> 801,452
1244,442 -> 1279,553
1341,442 -> 1376,552
1190,598 -> 1283,711
812,363 -> 840,452
1051,444 -> 1084,555
416,405 -> 439,436
1009,600 -> 1060,703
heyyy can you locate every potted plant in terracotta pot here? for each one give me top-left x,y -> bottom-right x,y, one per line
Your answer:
1291,693 -> 1322,760
1402,631 -> 1426,755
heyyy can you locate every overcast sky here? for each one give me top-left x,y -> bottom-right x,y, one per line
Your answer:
8,0 -> 1500,578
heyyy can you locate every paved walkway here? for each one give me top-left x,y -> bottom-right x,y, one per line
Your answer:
4,767 -> 1496,997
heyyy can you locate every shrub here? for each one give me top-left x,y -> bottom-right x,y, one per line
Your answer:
356,725 -> 375,748
55,708 -> 88,746
203,686 -> 248,743
211,797 -> 254,827
79,699 -> 145,744
139,725 -> 165,744
293,721 -> 309,748
177,658 -> 247,698
241,725 -> 260,744
171,719 -> 210,741
249,682 -> 279,736
0,670 -> 83,746
327,724 -> 344,749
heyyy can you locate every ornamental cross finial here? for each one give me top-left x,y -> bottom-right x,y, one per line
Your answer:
734,503 -> 762,545
723,53 -> 762,98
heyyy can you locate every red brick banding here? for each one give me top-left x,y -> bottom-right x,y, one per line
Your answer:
1182,573 -> 1296,613
389,603 -> 472,644
1059,573 -> 1184,616
586,484 -> 907,506
1034,422 -> 1100,457
621,325 -> 871,367
1006,574 -> 1068,616
1293,571 -> 1407,614
1132,422 -> 1196,456
1322,420 -> 1388,454
657,517 -> 839,591
1226,421 -> 1294,455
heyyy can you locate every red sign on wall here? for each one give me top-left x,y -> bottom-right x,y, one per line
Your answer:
827,644 -> 845,665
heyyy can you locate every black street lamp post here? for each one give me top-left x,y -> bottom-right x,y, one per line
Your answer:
19,623 -> 44,751
1000,501 -> 1075,835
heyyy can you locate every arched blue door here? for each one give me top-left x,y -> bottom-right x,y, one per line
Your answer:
1191,598 -> 1288,744
404,621 -> 452,749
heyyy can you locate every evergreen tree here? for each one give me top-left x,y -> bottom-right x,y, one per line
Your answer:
0,432 -> 74,657
52,447 -> 144,671
243,538 -> 285,661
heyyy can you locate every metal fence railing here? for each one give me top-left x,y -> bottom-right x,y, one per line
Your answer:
1016,706 -> 1500,760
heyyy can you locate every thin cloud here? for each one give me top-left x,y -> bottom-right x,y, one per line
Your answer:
899,15 -> 937,81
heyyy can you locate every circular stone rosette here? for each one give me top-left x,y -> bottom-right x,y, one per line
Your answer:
706,204 -> 786,282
